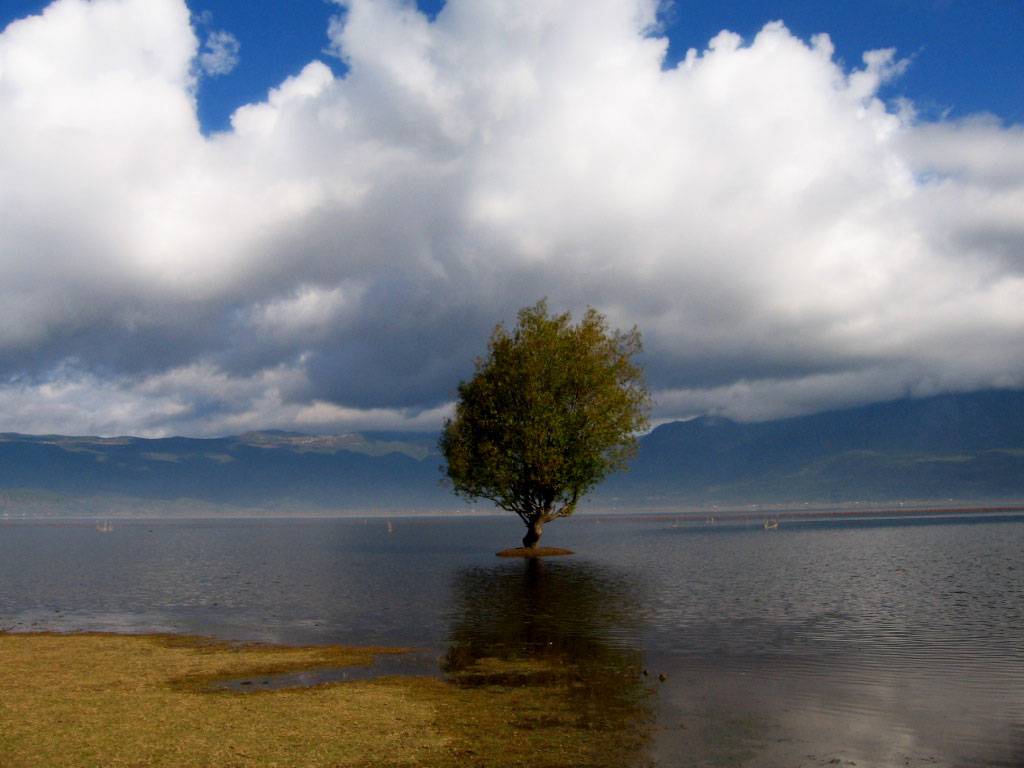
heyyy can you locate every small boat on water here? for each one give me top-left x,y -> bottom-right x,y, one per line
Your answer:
763,519 -> 778,530
96,521 -> 113,532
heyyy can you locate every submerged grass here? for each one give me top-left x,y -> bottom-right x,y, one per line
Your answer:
0,632 -> 653,767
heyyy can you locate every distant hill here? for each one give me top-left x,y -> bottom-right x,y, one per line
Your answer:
0,431 -> 452,516
598,388 -> 1024,507
0,390 -> 1022,516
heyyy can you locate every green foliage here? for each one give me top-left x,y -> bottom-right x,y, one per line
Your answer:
440,300 -> 650,533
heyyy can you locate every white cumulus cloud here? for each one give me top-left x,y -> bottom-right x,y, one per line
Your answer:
0,0 -> 1021,437
198,28 -> 239,76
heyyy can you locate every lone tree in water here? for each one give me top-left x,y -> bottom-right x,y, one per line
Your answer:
440,300 -> 651,549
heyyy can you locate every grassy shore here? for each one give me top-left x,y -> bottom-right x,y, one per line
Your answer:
0,632 -> 652,767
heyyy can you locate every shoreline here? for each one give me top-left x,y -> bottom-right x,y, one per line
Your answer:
1,501 -> 1022,524
0,630 -> 653,768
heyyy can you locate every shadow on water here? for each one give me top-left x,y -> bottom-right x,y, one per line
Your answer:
444,558 -> 657,764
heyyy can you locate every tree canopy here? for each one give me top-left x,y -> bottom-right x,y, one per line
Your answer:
440,300 -> 650,548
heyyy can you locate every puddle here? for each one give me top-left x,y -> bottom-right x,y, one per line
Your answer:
219,650 -> 442,691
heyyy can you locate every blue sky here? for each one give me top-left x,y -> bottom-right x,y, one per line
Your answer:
7,0 -> 1019,131
0,0 -> 1022,437
191,0 -> 1023,130
193,0 -> 1022,131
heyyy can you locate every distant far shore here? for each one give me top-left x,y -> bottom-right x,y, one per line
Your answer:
2,501 -> 1023,523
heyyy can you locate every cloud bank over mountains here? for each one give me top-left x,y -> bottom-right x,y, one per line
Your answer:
1,0 -> 1022,437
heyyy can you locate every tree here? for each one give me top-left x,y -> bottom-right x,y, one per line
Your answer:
440,300 -> 651,549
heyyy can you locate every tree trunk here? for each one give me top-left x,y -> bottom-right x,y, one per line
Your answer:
522,516 -> 544,548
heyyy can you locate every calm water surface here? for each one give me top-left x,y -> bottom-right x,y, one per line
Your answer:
1,512 -> 1022,767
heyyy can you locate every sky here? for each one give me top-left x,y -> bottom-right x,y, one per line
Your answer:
0,0 -> 1022,438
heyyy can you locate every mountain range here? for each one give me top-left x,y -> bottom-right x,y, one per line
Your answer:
602,388 -> 1024,508
1,389 -> 1022,517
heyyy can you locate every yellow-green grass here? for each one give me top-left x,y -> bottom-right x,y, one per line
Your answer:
0,632 -> 651,767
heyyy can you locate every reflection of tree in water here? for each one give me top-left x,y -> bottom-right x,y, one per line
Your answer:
445,559 -> 655,763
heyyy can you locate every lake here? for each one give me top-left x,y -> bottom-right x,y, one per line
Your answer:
2,510 -> 1022,767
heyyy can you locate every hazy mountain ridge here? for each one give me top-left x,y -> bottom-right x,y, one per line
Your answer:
601,389 -> 1024,506
0,390 -> 1022,516
0,431 -> 451,515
